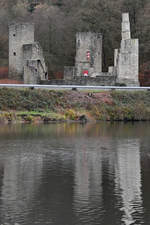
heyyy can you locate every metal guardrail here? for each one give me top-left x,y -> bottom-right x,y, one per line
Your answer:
0,84 -> 150,90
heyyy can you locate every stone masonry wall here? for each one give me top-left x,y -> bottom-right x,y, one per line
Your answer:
23,42 -> 47,83
24,60 -> 39,84
117,39 -> 139,85
64,66 -> 76,80
41,75 -> 116,86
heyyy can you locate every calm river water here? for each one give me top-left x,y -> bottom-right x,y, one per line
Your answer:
0,122 -> 150,225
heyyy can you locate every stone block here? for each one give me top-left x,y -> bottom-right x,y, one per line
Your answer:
64,66 -> 76,80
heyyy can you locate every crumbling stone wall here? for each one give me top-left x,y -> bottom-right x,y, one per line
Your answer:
24,60 -> 40,84
23,42 -> 47,84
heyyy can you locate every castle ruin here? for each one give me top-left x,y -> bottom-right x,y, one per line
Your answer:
9,23 -> 48,84
8,13 -> 139,86
63,13 -> 139,86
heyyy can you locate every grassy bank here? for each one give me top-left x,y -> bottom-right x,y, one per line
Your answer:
0,88 -> 150,123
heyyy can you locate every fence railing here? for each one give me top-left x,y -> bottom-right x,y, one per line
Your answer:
0,84 -> 150,90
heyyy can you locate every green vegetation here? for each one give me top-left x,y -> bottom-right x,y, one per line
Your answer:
0,88 -> 67,111
91,91 -> 150,121
0,88 -> 150,123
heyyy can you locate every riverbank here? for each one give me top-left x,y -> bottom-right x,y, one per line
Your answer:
0,88 -> 150,123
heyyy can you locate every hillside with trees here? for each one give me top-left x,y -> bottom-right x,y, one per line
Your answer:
0,0 -> 150,77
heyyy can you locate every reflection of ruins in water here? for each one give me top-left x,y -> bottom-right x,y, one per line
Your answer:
0,123 -> 145,225
115,139 -> 143,225
73,138 -> 112,224
0,152 -> 43,223
73,136 -> 143,225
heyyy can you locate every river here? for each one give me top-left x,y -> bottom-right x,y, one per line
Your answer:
0,122 -> 149,225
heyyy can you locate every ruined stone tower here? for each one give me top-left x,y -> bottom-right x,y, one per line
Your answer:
75,32 -> 102,77
9,23 -> 34,79
115,13 -> 139,86
9,23 -> 47,84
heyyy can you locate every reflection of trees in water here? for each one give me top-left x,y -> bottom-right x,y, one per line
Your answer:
0,122 -> 150,140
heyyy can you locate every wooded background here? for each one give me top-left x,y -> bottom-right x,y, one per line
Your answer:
0,0 -> 150,78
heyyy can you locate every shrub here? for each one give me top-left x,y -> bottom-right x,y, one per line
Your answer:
65,109 -> 78,120
24,115 -> 33,123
